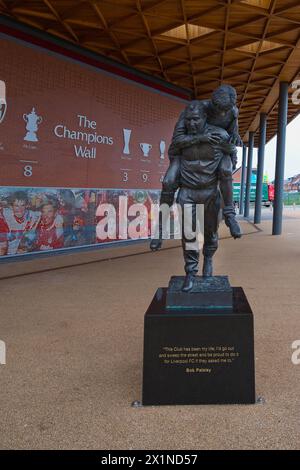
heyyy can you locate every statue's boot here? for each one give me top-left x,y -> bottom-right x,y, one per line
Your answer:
150,213 -> 163,251
224,214 -> 242,239
219,167 -> 242,240
150,190 -> 175,251
202,256 -> 213,277
150,238 -> 162,251
182,273 -> 196,292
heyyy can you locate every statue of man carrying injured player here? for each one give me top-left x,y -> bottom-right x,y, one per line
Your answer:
150,85 -> 242,292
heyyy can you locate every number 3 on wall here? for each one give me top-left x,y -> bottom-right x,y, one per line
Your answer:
23,165 -> 33,177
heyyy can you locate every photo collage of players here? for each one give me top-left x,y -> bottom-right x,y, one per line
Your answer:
0,187 -> 160,257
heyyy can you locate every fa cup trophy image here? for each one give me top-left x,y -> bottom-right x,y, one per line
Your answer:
23,107 -> 43,142
0,80 -> 7,124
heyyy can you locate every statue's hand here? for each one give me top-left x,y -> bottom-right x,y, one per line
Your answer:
222,142 -> 237,154
230,134 -> 242,146
203,133 -> 222,145
231,153 -> 238,171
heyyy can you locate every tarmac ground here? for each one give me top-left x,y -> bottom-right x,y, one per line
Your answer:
0,206 -> 299,450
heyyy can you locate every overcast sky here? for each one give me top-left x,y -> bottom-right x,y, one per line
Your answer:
237,114 -> 300,182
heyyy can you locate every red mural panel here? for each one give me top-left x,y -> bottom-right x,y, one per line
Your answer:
0,36 -> 186,258
0,37 -> 186,190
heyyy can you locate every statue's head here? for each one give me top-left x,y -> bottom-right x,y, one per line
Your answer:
184,101 -> 207,135
211,85 -> 237,111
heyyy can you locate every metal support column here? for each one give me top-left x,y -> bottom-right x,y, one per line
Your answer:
254,113 -> 267,224
272,82 -> 289,235
239,144 -> 247,215
244,132 -> 255,218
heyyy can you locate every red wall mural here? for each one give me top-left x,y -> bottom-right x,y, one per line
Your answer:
0,36 -> 186,257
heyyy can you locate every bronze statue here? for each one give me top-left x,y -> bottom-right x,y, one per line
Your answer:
150,85 -> 242,292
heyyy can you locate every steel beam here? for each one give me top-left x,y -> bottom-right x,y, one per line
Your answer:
254,113 -> 267,224
272,82 -> 289,235
239,144 -> 247,215
244,132 -> 255,218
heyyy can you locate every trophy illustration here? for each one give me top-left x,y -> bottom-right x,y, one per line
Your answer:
159,140 -> 166,159
123,128 -> 132,155
140,143 -> 152,157
0,80 -> 7,124
23,107 -> 43,142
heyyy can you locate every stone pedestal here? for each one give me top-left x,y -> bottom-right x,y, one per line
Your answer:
166,275 -> 233,310
142,284 -> 255,406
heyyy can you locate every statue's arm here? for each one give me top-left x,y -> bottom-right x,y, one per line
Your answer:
168,140 -> 181,160
171,111 -> 197,150
218,139 -> 238,171
219,142 -> 237,154
170,109 -> 209,152
171,101 -> 229,154
228,106 -> 242,146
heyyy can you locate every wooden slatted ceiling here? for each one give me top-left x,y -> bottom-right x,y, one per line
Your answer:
0,0 -> 300,145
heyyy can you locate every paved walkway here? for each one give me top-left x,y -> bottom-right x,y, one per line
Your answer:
0,207 -> 299,449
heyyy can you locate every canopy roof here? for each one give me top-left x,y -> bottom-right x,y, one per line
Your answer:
1,0 -> 300,144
